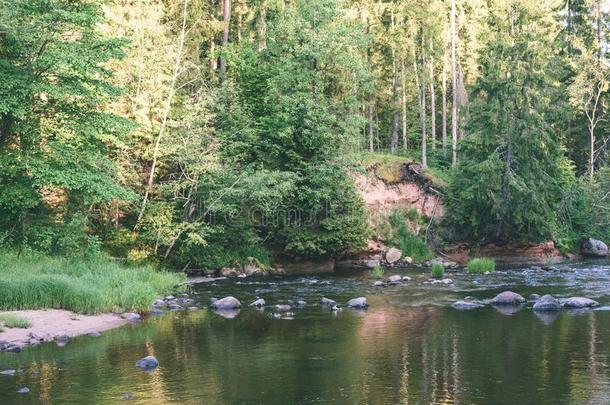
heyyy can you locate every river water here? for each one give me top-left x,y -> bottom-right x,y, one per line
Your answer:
1,260 -> 610,404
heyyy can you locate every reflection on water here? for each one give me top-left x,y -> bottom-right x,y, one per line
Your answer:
0,262 -> 610,404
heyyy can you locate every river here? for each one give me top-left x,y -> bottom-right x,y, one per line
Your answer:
1,260 -> 610,404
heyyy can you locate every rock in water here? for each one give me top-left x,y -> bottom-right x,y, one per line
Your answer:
136,356 -> 159,370
249,298 -> 266,308
528,294 -> 541,302
581,238 -> 609,257
346,297 -> 368,308
274,304 -> 292,312
387,275 -> 402,283
121,313 -> 141,323
320,297 -> 338,306
564,297 -> 600,308
17,387 -> 29,394
452,300 -> 485,310
491,291 -> 526,305
0,369 -> 16,376
533,295 -> 561,311
372,281 -> 384,287
211,296 -> 241,310
385,247 -> 402,264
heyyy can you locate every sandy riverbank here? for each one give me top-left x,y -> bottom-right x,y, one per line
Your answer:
0,309 -> 130,350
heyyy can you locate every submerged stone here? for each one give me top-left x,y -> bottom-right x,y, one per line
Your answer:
491,291 -> 526,305
249,298 -> 266,308
320,297 -> 338,306
135,355 -> 159,370
533,295 -> 561,311
346,297 -> 368,309
452,300 -> 484,310
121,313 -> 141,323
211,296 -> 241,310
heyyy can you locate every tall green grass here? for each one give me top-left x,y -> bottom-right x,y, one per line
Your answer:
0,252 -> 185,314
0,314 -> 31,328
371,265 -> 385,278
431,263 -> 445,279
467,258 -> 496,274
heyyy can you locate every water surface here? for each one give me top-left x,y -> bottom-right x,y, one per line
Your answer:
1,260 -> 610,404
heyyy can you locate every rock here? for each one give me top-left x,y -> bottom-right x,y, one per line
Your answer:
385,247 -> 402,264
17,387 -> 29,394
403,256 -> 413,265
121,313 -> 141,323
122,392 -> 135,400
581,238 -> 609,257
165,295 -> 175,301
491,291 -> 526,305
274,304 -> 292,312
188,306 -> 199,311
528,294 -> 541,301
220,267 -> 241,277
55,334 -> 70,342
320,297 -> 338,306
441,278 -> 453,284
372,281 -> 384,287
243,257 -> 265,277
388,275 -> 402,283
168,303 -> 183,310
296,300 -> 307,307
1,343 -> 21,353
177,298 -> 194,305
331,305 -> 342,312
249,298 -> 266,308
151,308 -> 164,315
153,299 -> 166,307
363,259 -> 381,268
88,331 -> 101,337
0,369 -> 16,376
533,294 -> 561,311
346,297 -> 368,308
564,297 -> 600,308
452,300 -> 485,310
594,306 -> 610,312
402,276 -> 412,281
135,355 -> 159,370
211,296 -> 241,310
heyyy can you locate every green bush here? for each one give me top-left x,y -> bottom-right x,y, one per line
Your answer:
431,263 -> 445,279
468,258 -> 496,274
387,210 -> 433,263
371,265 -> 385,278
0,314 -> 31,328
0,251 -> 185,314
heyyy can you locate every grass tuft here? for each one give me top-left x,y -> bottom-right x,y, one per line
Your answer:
467,258 -> 496,274
0,251 -> 185,314
431,263 -> 445,279
0,314 -> 31,328
371,265 -> 385,278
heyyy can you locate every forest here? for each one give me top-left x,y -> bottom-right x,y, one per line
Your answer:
1,0 -> 609,271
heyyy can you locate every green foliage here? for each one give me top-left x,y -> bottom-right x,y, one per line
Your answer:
0,251 -> 184,314
371,265 -> 385,279
386,209 -> 433,263
467,258 -> 496,274
0,313 -> 31,329
431,263 -> 445,279
448,3 -> 572,244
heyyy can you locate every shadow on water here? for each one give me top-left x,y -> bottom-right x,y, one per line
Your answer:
0,260 -> 609,404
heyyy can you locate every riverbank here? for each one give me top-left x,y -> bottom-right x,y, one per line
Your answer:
0,309 -> 130,351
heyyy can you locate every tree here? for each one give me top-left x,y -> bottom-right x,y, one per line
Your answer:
448,1 -> 572,243
0,0 -> 132,252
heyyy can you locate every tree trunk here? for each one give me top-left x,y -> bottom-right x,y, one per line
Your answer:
135,0 -> 189,227
258,2 -> 267,51
414,39 -> 427,168
368,99 -> 374,152
590,124 -> 596,178
441,57 -> 447,149
450,0 -> 458,165
401,58 -> 408,150
390,70 -> 400,153
429,38 -> 436,150
220,0 -> 231,75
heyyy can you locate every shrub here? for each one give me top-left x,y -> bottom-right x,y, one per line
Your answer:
468,258 -> 496,273
0,314 -> 31,328
431,263 -> 445,279
371,265 -> 385,278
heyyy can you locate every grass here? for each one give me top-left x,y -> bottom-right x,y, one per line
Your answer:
467,258 -> 496,274
387,209 -> 434,263
0,314 -> 31,328
0,251 -> 185,314
371,265 -> 385,278
431,263 -> 445,279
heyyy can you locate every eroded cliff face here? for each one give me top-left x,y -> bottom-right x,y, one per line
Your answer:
353,162 -> 444,220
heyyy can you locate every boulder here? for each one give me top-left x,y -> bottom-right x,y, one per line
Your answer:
135,355 -> 159,370
295,300 -> 307,307
17,387 -> 29,394
564,297 -> 600,308
491,291 -> 526,305
387,275 -> 402,283
402,276 -> 412,281
320,297 -> 338,306
372,281 -> 384,287
403,256 -> 413,265
274,304 -> 292,312
452,300 -> 485,310
533,294 -> 561,311
249,298 -> 266,308
220,267 -> 241,277
121,313 -> 141,323
54,334 -> 70,343
211,296 -> 241,310
346,297 -> 368,308
581,238 -> 609,257
385,248 -> 402,264
243,257 -> 266,277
